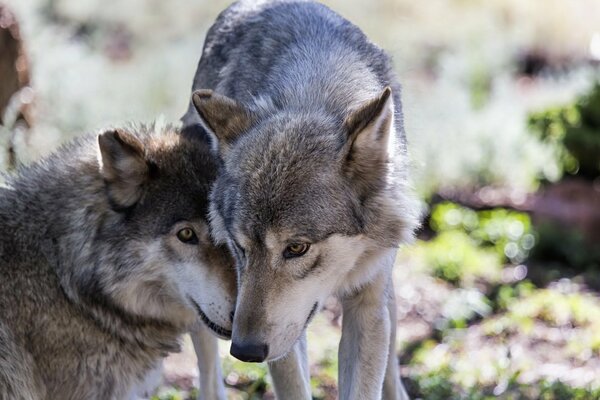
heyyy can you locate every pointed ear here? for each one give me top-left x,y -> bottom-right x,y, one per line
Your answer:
192,89 -> 254,153
343,87 -> 395,190
98,129 -> 149,210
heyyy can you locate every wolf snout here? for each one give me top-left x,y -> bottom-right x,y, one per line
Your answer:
230,340 -> 269,363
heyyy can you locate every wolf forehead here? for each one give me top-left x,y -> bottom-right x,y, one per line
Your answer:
212,117 -> 363,241
143,130 -> 216,182
108,126 -> 217,221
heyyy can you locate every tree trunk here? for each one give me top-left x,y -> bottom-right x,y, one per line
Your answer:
0,4 -> 32,168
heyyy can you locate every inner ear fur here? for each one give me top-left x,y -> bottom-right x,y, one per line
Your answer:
98,129 -> 149,210
192,89 -> 255,153
343,87 -> 395,193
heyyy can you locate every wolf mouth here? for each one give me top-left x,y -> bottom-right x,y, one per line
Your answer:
269,301 -> 320,362
189,298 -> 232,339
303,302 -> 319,330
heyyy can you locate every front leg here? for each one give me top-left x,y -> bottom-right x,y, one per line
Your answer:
268,331 -> 311,400
190,324 -> 226,400
382,280 -> 410,400
339,270 -> 392,400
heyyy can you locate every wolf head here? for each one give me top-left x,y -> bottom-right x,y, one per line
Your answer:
193,89 -> 419,360
67,126 -> 236,339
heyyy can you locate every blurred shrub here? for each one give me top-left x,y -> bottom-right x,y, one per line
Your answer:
497,286 -> 600,329
537,381 -> 600,400
409,230 -> 502,286
410,364 -> 600,400
153,388 -> 202,400
409,284 -> 600,399
151,388 -> 187,400
412,365 -> 456,400
439,288 -> 493,330
222,357 -> 269,398
408,201 -> 538,287
483,283 -> 600,360
531,222 -> 600,272
310,349 -> 338,400
528,82 -> 600,179
494,280 -> 536,311
430,202 -> 536,264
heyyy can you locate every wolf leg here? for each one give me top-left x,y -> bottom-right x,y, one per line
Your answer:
268,331 -> 311,400
339,258 -> 395,399
0,323 -> 43,400
191,325 -> 227,400
382,279 -> 410,400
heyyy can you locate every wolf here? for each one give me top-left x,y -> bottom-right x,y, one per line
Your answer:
182,1 -> 421,399
0,123 -> 236,400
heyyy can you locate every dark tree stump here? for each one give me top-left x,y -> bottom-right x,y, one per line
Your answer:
435,179 -> 600,245
0,4 -> 32,167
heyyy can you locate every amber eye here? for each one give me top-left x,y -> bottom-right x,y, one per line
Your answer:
177,227 -> 198,244
284,243 -> 310,258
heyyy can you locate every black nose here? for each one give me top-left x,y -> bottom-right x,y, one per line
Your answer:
229,310 -> 235,323
230,340 -> 269,362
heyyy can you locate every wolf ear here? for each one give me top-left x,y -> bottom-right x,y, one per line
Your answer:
343,87 -> 394,190
98,129 -> 149,210
192,89 -> 254,153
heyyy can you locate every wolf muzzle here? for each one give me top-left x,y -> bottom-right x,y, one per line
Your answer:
189,297 -> 232,339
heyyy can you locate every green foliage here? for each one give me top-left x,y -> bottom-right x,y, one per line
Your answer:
148,385 -> 201,400
409,349 -> 600,399
413,366 -> 457,400
408,283 -> 600,399
528,82 -> 600,179
469,63 -> 492,110
430,202 -> 536,264
485,285 -> 600,364
222,358 -> 270,398
499,287 -> 600,329
410,230 -> 502,286
149,386 -> 199,400
409,202 -> 537,287
311,349 -> 339,399
494,281 -> 536,311
411,366 -> 600,400
151,389 -> 184,400
537,381 -> 600,400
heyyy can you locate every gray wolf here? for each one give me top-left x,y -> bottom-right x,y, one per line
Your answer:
182,0 -> 421,398
0,123 -> 236,400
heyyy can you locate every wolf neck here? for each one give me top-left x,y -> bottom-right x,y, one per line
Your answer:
3,143 -> 101,293
273,44 -> 381,116
2,138 -> 104,240
222,39 -> 382,121
2,142 -> 182,352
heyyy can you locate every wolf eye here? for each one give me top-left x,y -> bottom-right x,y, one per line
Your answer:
177,228 -> 198,244
284,243 -> 310,258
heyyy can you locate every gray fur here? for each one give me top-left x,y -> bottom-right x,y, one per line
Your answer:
184,1 -> 420,398
0,124 -> 236,400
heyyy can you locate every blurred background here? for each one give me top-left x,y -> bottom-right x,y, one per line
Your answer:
1,0 -> 599,399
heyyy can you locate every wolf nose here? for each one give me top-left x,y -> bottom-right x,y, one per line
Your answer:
230,340 -> 269,362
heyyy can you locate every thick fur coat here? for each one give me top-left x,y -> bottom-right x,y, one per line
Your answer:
0,124 -> 236,400
183,1 -> 420,398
